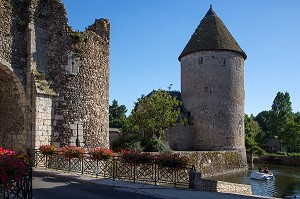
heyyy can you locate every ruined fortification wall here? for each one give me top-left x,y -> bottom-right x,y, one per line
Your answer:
181,51 -> 245,151
0,0 -> 110,150
0,0 -> 27,78
0,0 -> 28,151
29,0 -> 110,149
0,64 -> 26,150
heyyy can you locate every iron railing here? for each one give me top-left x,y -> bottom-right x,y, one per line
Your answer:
0,168 -> 32,199
29,149 -> 195,188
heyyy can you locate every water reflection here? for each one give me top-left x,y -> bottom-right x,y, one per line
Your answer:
251,178 -> 277,197
210,164 -> 300,198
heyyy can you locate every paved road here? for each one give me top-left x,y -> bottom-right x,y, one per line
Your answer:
33,175 -> 162,199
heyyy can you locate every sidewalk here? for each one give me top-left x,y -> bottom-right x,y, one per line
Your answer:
33,168 -> 278,199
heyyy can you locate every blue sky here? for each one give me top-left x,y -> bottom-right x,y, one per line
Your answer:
62,0 -> 300,116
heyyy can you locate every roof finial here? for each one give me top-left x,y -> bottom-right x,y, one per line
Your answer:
210,4 -> 213,9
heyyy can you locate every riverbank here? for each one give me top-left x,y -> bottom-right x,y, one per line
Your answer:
252,155 -> 300,167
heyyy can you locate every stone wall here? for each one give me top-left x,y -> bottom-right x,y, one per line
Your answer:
165,123 -> 192,150
0,0 -> 27,81
0,0 -> 28,151
0,0 -> 110,150
33,94 -> 54,148
0,62 -> 27,151
180,50 -> 245,151
200,178 -> 252,196
29,0 -> 110,149
180,150 -> 248,177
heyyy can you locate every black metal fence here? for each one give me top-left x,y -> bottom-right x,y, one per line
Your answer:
29,150 -> 195,188
0,168 -> 32,199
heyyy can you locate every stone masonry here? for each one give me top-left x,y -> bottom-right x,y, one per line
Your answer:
0,0 -> 110,151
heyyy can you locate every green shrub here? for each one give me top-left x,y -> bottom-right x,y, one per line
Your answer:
111,134 -> 143,152
71,31 -> 85,43
141,138 -> 172,153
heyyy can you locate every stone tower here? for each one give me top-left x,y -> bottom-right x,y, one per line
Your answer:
179,5 -> 247,152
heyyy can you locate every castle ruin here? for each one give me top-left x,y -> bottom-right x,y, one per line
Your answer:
0,0 -> 110,151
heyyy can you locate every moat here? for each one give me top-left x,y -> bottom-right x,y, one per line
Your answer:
211,164 -> 300,198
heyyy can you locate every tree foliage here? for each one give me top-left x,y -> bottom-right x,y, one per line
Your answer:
109,99 -> 127,128
130,89 -> 184,139
255,110 -> 271,133
251,91 -> 300,153
244,114 -> 266,154
280,122 -> 300,152
294,112 -> 300,124
269,92 -> 294,136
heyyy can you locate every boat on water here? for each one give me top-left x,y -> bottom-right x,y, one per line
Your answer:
251,172 -> 274,180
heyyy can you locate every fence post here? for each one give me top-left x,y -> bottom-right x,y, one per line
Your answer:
154,161 -> 157,186
133,163 -> 136,183
96,159 -> 99,178
173,168 -> 176,187
81,156 -> 84,175
189,171 -> 202,190
45,154 -> 48,169
112,156 -> 116,181
68,157 -> 71,172
29,167 -> 33,198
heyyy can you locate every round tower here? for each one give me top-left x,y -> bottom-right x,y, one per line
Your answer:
179,6 -> 247,151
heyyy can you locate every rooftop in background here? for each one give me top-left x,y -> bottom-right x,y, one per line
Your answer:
179,5 -> 247,60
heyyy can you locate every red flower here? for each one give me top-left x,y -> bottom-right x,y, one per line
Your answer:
39,145 -> 57,155
0,147 -> 29,188
120,150 -> 154,164
61,146 -> 85,159
88,147 -> 114,161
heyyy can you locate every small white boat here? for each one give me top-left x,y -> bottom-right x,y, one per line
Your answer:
251,172 -> 274,180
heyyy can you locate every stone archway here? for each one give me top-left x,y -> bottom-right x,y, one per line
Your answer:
0,59 -> 27,151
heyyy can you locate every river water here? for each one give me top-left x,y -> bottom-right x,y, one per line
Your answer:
210,164 -> 300,198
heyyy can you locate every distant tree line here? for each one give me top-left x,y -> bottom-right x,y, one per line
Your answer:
245,91 -> 300,154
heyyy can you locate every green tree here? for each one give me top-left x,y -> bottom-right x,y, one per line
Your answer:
269,92 -> 294,136
109,99 -> 127,128
254,111 -> 272,149
130,89 -> 184,139
294,112 -> 300,124
254,110 -> 271,133
244,114 -> 266,154
280,122 -> 300,152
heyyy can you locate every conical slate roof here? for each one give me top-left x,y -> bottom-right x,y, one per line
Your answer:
178,5 -> 247,60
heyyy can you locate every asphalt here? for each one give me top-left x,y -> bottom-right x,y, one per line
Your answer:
33,168 -> 279,199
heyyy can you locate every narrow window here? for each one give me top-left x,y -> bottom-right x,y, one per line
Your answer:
66,52 -> 80,75
223,58 -> 226,66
